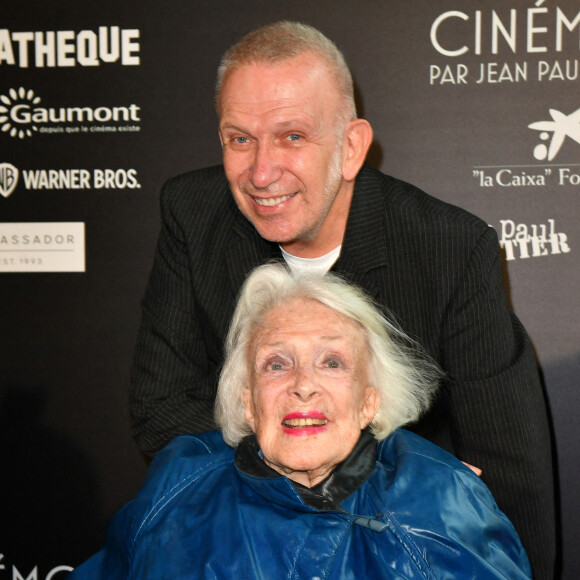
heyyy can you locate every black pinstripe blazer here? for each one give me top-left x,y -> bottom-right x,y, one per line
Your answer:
131,163 -> 555,578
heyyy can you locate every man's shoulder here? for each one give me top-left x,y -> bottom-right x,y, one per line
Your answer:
357,165 -> 487,230
157,165 -> 245,241
164,164 -> 228,189
160,164 -> 231,210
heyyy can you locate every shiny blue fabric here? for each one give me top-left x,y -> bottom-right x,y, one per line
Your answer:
69,430 -> 531,579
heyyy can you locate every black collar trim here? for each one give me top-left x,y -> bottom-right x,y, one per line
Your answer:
235,429 -> 378,511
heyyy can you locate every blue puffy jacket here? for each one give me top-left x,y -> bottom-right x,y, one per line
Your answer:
69,429 -> 531,579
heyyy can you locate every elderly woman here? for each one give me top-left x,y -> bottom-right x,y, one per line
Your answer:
70,264 -> 531,579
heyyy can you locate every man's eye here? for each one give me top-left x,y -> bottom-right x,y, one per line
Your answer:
285,133 -> 302,142
234,136 -> 250,144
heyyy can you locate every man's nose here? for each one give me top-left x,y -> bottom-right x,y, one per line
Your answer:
250,142 -> 282,189
290,367 -> 320,401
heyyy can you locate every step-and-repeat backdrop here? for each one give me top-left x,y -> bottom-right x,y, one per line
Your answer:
1,1 -> 578,577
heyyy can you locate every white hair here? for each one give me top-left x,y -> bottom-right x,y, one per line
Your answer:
215,263 -> 443,447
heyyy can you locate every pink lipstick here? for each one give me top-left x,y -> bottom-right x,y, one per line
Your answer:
281,412 -> 329,436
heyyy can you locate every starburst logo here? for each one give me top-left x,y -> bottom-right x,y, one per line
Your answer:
0,87 -> 41,139
529,106 -> 580,161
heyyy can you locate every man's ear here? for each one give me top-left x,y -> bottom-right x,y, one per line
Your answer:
241,388 -> 256,431
342,119 -> 374,181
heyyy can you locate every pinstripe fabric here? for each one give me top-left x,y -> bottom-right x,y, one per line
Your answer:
130,164 -> 555,578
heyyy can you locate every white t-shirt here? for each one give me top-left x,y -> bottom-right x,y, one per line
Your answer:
280,245 -> 341,276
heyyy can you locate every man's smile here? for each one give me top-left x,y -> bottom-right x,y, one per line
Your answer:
253,192 -> 296,207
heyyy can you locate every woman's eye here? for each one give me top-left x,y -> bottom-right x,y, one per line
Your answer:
266,360 -> 284,371
325,358 -> 342,369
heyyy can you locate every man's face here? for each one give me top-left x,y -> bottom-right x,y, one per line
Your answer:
242,297 -> 379,488
218,54 -> 351,257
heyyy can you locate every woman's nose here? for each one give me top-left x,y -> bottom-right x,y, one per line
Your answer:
290,367 -> 320,401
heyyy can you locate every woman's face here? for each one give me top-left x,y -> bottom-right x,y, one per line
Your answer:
242,297 -> 380,488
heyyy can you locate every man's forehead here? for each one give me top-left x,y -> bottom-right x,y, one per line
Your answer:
234,52 -> 329,77
219,75 -> 340,130
219,107 -> 318,132
219,54 -> 336,105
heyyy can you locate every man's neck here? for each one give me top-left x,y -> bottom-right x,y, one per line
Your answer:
280,238 -> 341,258
280,183 -> 353,258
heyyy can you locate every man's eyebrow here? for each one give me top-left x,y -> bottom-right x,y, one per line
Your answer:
275,119 -> 306,128
219,121 -> 245,132
274,118 -> 318,132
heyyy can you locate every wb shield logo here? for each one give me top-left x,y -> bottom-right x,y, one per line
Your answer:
0,163 -> 19,198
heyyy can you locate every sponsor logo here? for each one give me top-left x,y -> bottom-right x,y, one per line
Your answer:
429,0 -> 580,85
0,552 -> 72,579
425,2 -> 580,191
496,218 -> 570,261
0,162 -> 18,197
0,88 -> 141,139
472,103 -> 580,185
21,168 -> 142,190
0,163 -> 141,197
0,223 -> 86,272
0,26 -> 140,68
473,165 -> 580,186
529,105 -> 580,160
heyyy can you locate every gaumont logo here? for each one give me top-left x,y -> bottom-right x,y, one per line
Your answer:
0,87 -> 141,139
0,26 -> 140,68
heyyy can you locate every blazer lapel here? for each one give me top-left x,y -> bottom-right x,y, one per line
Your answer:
333,165 -> 389,300
226,209 -> 282,297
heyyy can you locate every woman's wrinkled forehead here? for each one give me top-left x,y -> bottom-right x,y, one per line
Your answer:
248,296 -> 366,355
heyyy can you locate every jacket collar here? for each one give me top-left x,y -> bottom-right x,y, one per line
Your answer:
339,165 -> 388,272
226,199 -> 283,297
234,429 -> 378,511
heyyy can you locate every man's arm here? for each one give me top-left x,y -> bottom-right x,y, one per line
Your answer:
444,226 -> 556,579
130,179 -> 219,457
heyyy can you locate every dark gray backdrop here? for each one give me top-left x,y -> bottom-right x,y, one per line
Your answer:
1,1 -> 578,578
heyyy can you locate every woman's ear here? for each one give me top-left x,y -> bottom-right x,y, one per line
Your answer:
360,386 -> 381,429
342,119 -> 374,182
241,388 -> 256,431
